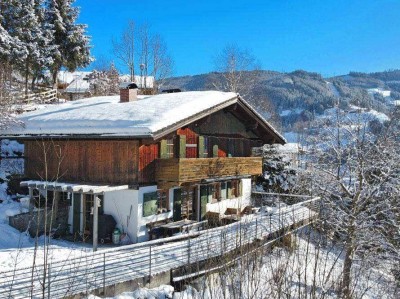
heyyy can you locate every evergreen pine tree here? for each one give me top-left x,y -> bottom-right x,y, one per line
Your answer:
30,0 -> 55,88
46,0 -> 91,87
107,62 -> 120,95
0,1 -> 24,63
5,0 -> 51,93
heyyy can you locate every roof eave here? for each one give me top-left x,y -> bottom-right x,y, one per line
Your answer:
151,95 -> 239,140
237,95 -> 286,144
4,133 -> 152,140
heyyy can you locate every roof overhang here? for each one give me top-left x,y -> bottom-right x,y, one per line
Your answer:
152,96 -> 238,140
236,95 -> 286,144
152,94 -> 286,144
20,180 -> 129,194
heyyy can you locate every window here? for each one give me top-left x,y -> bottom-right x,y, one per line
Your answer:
166,139 -> 174,158
160,138 -> 175,159
227,180 -> 242,199
210,183 -> 220,203
232,180 -> 242,197
198,136 -> 209,158
203,137 -> 209,157
143,190 -> 170,217
158,190 -> 169,212
220,182 -> 227,200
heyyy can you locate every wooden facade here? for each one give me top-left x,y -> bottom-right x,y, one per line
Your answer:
22,107 -> 274,187
138,143 -> 159,184
155,157 -> 262,189
25,140 -> 139,185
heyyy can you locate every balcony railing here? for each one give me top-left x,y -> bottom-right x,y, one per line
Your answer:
156,157 -> 262,189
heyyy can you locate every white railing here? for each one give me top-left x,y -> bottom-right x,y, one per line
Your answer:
0,195 -> 320,299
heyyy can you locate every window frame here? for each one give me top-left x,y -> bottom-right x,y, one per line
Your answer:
143,190 -> 170,217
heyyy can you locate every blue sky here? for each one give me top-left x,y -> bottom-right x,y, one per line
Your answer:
76,0 -> 400,77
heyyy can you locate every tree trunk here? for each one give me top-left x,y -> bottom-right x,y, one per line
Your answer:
342,244 -> 353,298
31,75 -> 36,91
25,60 -> 29,96
52,69 -> 58,90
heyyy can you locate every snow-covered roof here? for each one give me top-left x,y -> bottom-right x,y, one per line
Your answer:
65,77 -> 90,93
2,91 -> 238,138
2,90 -> 286,142
58,71 -> 91,84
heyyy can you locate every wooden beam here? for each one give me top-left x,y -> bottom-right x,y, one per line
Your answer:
93,195 -> 100,252
223,104 -> 238,113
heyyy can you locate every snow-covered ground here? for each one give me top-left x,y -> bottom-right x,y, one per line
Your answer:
85,228 -> 397,299
280,108 -> 304,117
0,139 -> 93,271
1,139 -> 23,157
0,198 -> 94,271
321,106 -> 389,123
367,87 -> 391,98
326,81 -> 341,97
187,230 -> 396,299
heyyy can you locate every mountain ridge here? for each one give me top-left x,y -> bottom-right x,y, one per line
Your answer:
162,69 -> 399,131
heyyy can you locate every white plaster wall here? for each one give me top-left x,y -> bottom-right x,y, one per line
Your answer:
137,185 -> 174,243
103,190 -> 138,243
206,178 -> 252,214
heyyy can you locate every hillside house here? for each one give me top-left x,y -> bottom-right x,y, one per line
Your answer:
2,88 -> 285,244
64,75 -> 91,101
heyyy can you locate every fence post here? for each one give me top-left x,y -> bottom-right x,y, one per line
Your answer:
255,218 -> 258,240
149,245 -> 152,284
47,263 -> 51,299
239,220 -> 242,249
187,237 -> 191,266
103,253 -> 106,295
220,229 -> 223,256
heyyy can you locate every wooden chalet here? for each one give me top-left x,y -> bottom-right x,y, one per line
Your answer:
2,88 -> 285,244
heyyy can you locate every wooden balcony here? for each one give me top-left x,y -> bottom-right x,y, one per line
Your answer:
156,157 -> 262,189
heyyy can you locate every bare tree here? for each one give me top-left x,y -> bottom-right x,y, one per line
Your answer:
213,44 -> 261,100
113,21 -> 173,94
112,20 -> 135,82
91,55 -> 112,72
149,34 -> 173,93
136,24 -> 173,94
303,108 -> 400,298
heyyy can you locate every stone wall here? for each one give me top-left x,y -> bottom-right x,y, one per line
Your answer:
9,206 -> 70,237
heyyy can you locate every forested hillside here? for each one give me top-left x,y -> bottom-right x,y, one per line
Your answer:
163,69 -> 399,131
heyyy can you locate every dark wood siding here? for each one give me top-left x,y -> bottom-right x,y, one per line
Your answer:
138,144 -> 159,184
24,140 -> 139,185
177,128 -> 198,158
191,110 -> 258,139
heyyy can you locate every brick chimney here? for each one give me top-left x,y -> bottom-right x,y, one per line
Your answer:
120,83 -> 138,102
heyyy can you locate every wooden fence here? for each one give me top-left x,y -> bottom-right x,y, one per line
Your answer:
4,88 -> 58,106
0,195 -> 320,299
